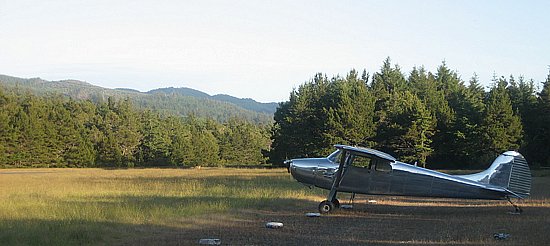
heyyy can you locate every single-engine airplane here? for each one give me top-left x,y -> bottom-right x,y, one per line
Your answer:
286,145 -> 531,214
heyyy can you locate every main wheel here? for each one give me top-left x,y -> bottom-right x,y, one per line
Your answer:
332,199 -> 340,208
318,200 -> 334,214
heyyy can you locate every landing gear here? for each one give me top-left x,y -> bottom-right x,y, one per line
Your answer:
319,200 -> 335,214
319,150 -> 350,214
318,198 -> 340,213
349,193 -> 356,206
332,198 -> 340,208
506,197 -> 523,214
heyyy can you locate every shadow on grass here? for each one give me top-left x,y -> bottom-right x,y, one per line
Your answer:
0,218 -> 120,245
3,197 -> 550,245
3,175 -> 550,245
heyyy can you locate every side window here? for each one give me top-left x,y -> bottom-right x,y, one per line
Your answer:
351,155 -> 371,168
374,160 -> 392,173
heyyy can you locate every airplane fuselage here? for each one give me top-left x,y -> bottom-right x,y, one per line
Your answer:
288,147 -> 530,201
295,161 -> 505,200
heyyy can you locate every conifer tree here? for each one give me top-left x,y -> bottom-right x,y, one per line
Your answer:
371,57 -> 407,95
13,95 -> 57,166
165,116 -> 194,166
506,76 -> 539,162
269,74 -> 333,165
531,71 -> 550,166
370,58 -> 408,124
481,78 -> 523,159
446,75 -> 486,167
270,71 -> 376,165
0,87 -> 9,165
139,110 -> 171,165
191,127 -> 220,167
219,118 -> 269,165
375,91 -> 435,166
269,99 -> 295,166
52,99 -> 95,166
325,70 -> 375,147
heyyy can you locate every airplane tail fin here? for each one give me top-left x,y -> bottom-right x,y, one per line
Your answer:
459,151 -> 531,199
486,151 -> 532,199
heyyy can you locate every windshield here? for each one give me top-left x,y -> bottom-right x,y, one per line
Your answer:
327,149 -> 341,163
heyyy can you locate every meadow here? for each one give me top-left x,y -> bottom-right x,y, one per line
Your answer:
0,168 -> 549,245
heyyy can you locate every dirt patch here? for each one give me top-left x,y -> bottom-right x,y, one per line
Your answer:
123,177 -> 550,245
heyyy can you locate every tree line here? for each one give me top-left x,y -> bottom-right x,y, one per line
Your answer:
269,58 -> 550,168
2,58 -> 549,169
0,89 -> 271,168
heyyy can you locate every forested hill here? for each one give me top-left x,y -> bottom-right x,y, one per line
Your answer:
0,74 -> 277,123
148,87 -> 278,114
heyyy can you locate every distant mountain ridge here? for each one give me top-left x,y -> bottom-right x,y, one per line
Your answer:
0,74 -> 278,123
148,87 -> 211,98
148,87 -> 278,114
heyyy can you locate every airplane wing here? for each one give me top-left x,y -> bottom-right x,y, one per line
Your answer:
334,145 -> 396,162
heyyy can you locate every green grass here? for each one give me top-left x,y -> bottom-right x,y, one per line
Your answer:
0,168 -> 324,245
1,168 -> 549,245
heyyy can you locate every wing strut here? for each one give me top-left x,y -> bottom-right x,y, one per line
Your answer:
318,150 -> 350,213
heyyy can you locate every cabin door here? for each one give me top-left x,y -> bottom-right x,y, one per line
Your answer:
339,154 -> 372,193
368,159 -> 392,194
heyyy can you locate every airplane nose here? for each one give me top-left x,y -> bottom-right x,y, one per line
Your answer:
284,160 -> 292,173
288,160 -> 316,185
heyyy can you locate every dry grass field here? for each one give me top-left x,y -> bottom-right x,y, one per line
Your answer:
0,168 -> 549,245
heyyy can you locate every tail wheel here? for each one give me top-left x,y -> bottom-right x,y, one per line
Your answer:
319,200 -> 335,214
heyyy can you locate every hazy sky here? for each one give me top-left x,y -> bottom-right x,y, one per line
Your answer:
1,0 -> 549,102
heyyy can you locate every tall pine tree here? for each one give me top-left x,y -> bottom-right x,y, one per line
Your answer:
480,78 -> 523,160
375,91 -> 435,166
531,71 -> 550,166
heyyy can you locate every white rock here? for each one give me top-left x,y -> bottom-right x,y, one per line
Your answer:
265,222 -> 284,229
305,212 -> 321,217
198,238 -> 221,245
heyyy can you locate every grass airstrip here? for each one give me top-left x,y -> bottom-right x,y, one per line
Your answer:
1,168 -> 549,245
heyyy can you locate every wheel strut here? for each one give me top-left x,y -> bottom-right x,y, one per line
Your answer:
349,193 -> 356,206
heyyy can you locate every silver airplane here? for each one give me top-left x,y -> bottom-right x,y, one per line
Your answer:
286,145 -> 531,214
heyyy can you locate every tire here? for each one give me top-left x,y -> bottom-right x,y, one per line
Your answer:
332,199 -> 340,208
318,200 -> 334,214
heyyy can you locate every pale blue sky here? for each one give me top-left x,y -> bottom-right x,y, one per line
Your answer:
1,0 -> 548,102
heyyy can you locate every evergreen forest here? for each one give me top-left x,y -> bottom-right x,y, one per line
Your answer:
0,90 -> 271,167
270,58 -> 550,169
1,58 -> 550,169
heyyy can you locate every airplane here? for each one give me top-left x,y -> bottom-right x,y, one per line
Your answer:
285,145 -> 531,214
